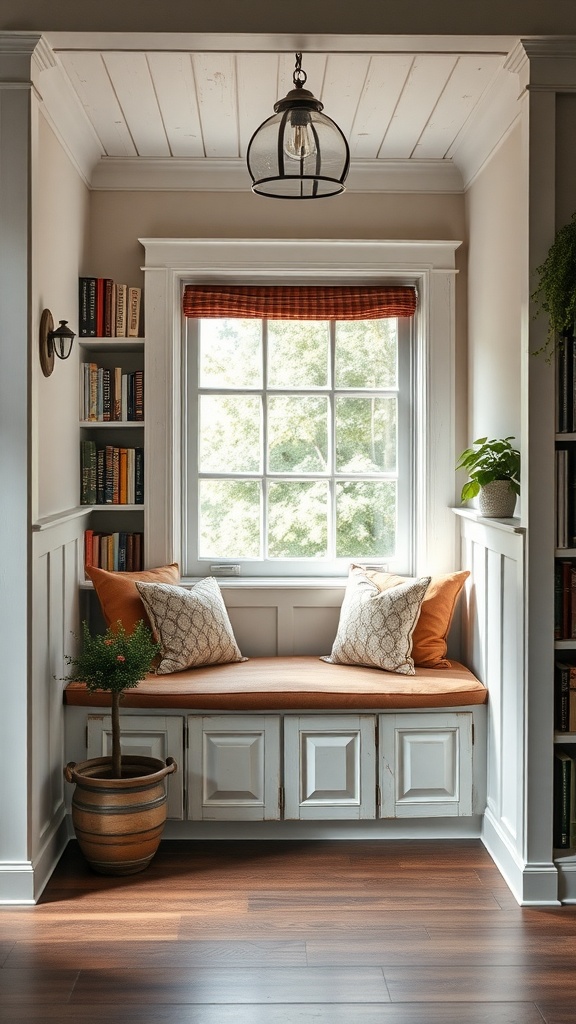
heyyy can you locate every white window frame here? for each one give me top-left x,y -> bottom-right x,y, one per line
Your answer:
183,315 -> 413,577
140,238 -> 460,582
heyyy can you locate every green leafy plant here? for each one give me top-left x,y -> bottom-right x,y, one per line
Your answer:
532,212 -> 576,358
455,436 -> 520,504
64,620 -> 160,778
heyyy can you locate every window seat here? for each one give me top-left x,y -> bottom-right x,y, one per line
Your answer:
63,656 -> 487,711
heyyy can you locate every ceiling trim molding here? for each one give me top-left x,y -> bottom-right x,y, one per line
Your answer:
91,156 -> 464,194
44,32 -> 518,55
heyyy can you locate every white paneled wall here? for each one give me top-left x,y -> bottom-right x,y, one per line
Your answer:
27,512 -> 87,899
221,584 -> 345,658
456,510 -> 558,904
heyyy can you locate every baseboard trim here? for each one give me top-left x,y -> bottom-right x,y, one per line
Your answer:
482,808 -> 559,905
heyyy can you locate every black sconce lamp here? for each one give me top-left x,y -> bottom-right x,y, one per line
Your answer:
246,52 -> 350,199
39,308 -> 76,377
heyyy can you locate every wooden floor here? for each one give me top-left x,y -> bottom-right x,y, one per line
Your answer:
2,839 -> 576,1023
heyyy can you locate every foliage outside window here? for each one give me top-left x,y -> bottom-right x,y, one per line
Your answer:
184,315 -> 413,577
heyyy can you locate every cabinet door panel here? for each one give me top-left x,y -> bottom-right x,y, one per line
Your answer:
284,715 -> 376,820
86,714 -> 184,819
187,715 -> 281,821
379,712 -> 473,818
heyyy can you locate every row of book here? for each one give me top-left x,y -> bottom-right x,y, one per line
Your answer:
555,747 -> 576,848
80,441 -> 144,506
85,530 -> 144,574
556,333 -> 576,434
81,363 -> 144,422
555,560 -> 576,640
79,277 -> 142,338
555,661 -> 576,732
556,447 -> 576,548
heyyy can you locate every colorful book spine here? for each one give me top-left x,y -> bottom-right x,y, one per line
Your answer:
79,277 -> 97,337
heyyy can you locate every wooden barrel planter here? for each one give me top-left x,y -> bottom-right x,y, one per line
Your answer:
64,755 -> 177,875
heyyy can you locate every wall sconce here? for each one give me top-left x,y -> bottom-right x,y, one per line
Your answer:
246,52 -> 350,199
39,309 -> 76,377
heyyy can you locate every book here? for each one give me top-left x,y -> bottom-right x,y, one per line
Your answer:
103,278 -> 115,337
556,662 -> 572,731
134,370 -> 144,420
554,749 -> 573,848
135,447 -> 144,504
128,286 -> 141,337
84,529 -> 94,571
79,277 -> 97,337
96,278 -> 105,337
115,284 -> 128,337
102,367 -> 112,421
80,440 -> 97,504
113,367 -> 122,421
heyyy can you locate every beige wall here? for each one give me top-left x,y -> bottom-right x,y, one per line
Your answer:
464,123 -> 524,454
2,0 -> 575,34
88,189 -> 466,287
34,112 -> 90,519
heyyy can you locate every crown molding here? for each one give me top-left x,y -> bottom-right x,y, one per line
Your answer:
91,156 -> 463,193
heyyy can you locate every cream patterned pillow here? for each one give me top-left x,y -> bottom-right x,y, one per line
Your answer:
323,573 -> 431,674
135,577 -> 246,674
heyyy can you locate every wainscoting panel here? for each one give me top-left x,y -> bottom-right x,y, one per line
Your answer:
456,511 -> 557,904
222,585 -> 346,657
28,510 -> 88,901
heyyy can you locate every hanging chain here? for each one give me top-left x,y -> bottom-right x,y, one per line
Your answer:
293,52 -> 307,88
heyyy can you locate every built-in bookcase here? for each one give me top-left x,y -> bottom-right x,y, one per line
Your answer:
79,336 -> 145,578
553,336 -> 576,857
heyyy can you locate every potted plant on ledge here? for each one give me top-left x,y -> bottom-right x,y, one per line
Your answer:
456,436 -> 520,518
64,620 -> 177,876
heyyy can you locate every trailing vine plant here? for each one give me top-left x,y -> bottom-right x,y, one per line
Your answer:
532,211 -> 576,360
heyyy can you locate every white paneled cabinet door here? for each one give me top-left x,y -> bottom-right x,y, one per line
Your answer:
379,712 -> 473,818
283,715 -> 376,820
187,715 -> 281,821
86,714 -> 184,819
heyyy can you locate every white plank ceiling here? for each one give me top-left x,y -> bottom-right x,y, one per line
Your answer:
47,45 -> 511,190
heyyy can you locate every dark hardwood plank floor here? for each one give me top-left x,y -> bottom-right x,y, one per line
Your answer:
1,838 -> 576,1023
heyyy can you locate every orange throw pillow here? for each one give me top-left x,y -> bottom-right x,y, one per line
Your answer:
350,564 -> 469,669
85,563 -> 180,634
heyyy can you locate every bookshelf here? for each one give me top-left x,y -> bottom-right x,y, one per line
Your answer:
79,337 -> 145,576
554,337 -> 576,855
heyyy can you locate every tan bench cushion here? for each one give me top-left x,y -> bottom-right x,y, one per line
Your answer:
64,656 -> 487,711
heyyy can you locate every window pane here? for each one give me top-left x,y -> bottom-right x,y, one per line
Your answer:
199,319 -> 262,388
335,480 -> 396,558
335,319 -> 397,389
199,395 -> 261,473
268,396 -> 329,473
268,481 -> 328,558
336,396 -> 397,473
199,480 -> 261,557
267,320 -> 329,388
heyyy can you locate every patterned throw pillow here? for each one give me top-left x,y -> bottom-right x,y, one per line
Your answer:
135,577 -> 246,674
323,573 -> 431,675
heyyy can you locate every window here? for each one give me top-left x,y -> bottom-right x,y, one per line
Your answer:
184,310 -> 414,577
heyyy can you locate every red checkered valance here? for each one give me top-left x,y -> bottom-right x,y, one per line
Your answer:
182,285 -> 417,320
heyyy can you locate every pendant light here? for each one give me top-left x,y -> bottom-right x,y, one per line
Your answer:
247,53 -> 350,199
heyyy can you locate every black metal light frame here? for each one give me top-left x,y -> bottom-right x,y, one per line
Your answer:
39,308 -> 76,377
246,53 -> 350,199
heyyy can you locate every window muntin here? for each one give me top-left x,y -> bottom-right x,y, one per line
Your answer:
184,314 -> 413,577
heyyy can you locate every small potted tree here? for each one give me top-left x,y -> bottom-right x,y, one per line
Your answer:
456,436 -> 520,518
63,620 -> 177,875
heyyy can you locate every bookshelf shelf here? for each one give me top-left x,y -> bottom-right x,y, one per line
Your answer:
79,298 -> 146,577
80,421 -> 144,428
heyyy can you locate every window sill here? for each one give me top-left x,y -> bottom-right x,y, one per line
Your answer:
181,576 -> 349,589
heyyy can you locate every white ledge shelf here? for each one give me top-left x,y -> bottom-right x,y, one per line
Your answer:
451,507 -> 524,534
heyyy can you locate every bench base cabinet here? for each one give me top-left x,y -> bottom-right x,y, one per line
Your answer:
187,715 -> 281,821
85,710 -> 477,825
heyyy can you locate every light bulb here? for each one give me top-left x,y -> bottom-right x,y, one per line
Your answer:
283,116 -> 316,161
